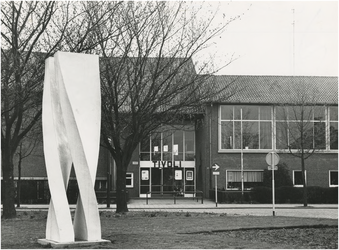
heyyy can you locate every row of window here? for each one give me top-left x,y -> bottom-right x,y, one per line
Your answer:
140,126 -> 195,161
219,105 -> 338,151
95,173 -> 134,190
225,170 -> 338,190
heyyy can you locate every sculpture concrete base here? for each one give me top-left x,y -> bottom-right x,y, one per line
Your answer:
37,238 -> 110,249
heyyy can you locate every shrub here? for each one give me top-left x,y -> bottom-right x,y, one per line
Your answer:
211,186 -> 338,204
307,186 -> 338,204
209,189 -> 251,203
263,162 -> 293,187
276,186 -> 302,203
251,186 -> 272,203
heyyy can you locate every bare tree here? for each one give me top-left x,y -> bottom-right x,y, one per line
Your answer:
97,1 -> 240,212
15,126 -> 41,208
275,80 -> 328,207
1,1 -> 121,218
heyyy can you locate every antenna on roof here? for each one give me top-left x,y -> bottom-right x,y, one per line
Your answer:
292,9 -> 295,78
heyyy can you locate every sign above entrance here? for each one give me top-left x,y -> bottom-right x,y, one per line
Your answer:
153,160 -> 183,168
139,160 -> 195,168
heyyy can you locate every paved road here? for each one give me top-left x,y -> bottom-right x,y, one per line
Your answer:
125,199 -> 338,219
13,199 -> 338,220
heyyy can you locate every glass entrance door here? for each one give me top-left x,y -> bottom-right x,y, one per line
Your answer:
151,168 -> 161,195
163,168 -> 174,192
139,126 -> 196,197
151,168 -> 174,197
140,168 -> 150,197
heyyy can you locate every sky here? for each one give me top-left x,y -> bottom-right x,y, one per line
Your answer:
195,1 -> 338,76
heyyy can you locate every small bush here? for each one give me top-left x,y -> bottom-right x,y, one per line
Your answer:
263,162 -> 293,187
307,186 -> 338,204
210,186 -> 338,204
209,189 -> 251,203
251,187 -> 272,203
276,186 -> 302,203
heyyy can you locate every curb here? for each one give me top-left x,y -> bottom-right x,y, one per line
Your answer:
182,224 -> 339,234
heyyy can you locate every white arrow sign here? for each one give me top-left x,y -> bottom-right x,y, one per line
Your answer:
212,163 -> 220,171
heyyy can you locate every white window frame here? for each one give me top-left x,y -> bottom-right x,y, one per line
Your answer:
139,126 -> 195,161
275,106 -> 338,153
126,173 -> 134,188
292,170 -> 307,187
219,105 -> 273,152
225,170 -> 264,190
329,170 -> 338,187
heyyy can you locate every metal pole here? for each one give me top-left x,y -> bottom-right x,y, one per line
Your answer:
106,153 -> 111,208
272,152 -> 276,216
215,175 -> 218,207
241,109 -> 244,200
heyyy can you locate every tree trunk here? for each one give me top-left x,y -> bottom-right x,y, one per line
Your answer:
2,150 -> 17,218
301,155 -> 308,207
116,161 -> 128,213
17,157 -> 22,208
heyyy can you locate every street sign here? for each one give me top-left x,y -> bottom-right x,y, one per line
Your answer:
266,152 -> 280,166
211,163 -> 220,208
265,152 -> 280,217
268,165 -> 278,171
212,163 -> 220,171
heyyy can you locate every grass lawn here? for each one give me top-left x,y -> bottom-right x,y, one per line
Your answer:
1,210 -> 338,249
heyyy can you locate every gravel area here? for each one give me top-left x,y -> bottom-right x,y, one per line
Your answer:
200,227 -> 338,249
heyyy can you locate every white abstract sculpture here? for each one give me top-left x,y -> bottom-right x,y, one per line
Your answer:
39,51 -> 107,246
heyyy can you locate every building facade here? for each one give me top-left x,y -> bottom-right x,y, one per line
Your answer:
2,75 -> 338,203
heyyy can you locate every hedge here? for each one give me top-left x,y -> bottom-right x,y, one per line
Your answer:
210,186 -> 338,204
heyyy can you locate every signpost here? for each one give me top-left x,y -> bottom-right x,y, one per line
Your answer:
265,152 -> 280,216
212,163 -> 220,207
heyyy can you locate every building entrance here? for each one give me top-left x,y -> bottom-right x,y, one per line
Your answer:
139,166 -> 195,197
139,126 -> 196,198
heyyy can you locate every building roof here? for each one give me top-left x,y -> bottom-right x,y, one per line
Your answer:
209,75 -> 338,105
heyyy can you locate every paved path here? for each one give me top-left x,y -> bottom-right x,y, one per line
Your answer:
14,199 -> 338,220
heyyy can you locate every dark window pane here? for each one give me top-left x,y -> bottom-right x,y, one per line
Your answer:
260,106 -> 271,120
276,122 -> 288,149
151,133 -> 161,161
163,131 -> 172,159
221,121 -> 233,149
330,106 -> 338,121
313,106 -> 325,121
140,153 -> 150,161
220,106 -> 233,120
242,122 -> 259,149
330,171 -> 338,185
234,122 -> 241,149
330,122 -> 338,149
289,122 -> 301,149
294,171 -> 303,185
140,135 -> 150,152
185,131 -> 194,151
260,122 -> 272,149
235,106 -> 259,120
291,106 -> 313,121
314,122 -> 326,149
276,106 -> 288,120
174,130 -> 183,160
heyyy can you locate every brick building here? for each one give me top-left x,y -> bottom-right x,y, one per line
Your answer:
3,75 -> 338,203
